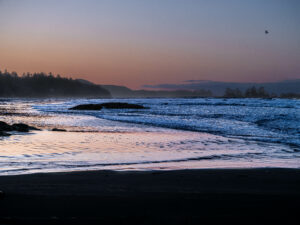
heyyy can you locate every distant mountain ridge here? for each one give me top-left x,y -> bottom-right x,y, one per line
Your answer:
143,79 -> 300,96
100,84 -> 212,98
1,69 -> 298,98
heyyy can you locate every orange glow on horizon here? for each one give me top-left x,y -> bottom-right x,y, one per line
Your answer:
0,0 -> 299,89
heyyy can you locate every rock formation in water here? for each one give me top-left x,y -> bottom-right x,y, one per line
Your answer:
69,102 -> 147,110
52,128 -> 67,132
0,121 -> 39,136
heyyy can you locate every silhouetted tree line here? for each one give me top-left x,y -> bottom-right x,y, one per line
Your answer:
0,70 -> 110,98
223,86 -> 300,98
279,92 -> 300,98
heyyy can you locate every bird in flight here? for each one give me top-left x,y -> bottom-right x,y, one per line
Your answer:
265,30 -> 269,34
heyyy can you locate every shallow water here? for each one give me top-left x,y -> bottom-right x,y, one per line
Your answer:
0,98 -> 299,175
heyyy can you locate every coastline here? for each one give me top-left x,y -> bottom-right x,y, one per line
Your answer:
1,168 -> 299,224
1,98 -> 300,175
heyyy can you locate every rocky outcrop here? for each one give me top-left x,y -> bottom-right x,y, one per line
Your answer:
11,123 -> 40,132
52,128 -> 67,132
0,131 -> 11,136
69,102 -> 147,110
0,121 -> 12,131
69,104 -> 103,110
0,121 -> 39,136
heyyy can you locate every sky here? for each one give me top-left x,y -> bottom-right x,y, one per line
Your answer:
0,0 -> 299,89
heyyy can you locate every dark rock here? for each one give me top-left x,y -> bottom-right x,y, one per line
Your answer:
52,128 -> 67,132
69,104 -> 103,110
11,123 -> 30,132
0,131 -> 11,136
11,123 -> 40,132
0,121 -> 13,131
0,121 -> 39,136
100,102 -> 146,109
69,102 -> 147,110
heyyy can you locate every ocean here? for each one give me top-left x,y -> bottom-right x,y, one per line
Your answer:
0,98 -> 299,175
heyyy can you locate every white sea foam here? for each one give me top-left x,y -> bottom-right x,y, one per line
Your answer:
0,98 -> 299,175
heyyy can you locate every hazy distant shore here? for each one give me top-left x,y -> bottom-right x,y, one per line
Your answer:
1,71 -> 299,98
0,168 -> 299,224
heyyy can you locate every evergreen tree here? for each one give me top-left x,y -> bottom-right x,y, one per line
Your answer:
0,70 -> 111,98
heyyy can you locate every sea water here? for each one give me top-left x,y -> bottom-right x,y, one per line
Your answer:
0,98 -> 299,175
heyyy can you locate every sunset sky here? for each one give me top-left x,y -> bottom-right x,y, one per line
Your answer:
0,0 -> 299,89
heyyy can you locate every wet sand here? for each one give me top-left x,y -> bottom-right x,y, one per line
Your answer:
0,168 -> 299,224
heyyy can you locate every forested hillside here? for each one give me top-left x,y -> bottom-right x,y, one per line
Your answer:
0,70 -> 110,98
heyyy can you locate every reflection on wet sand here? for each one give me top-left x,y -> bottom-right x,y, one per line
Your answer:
0,99 -> 299,175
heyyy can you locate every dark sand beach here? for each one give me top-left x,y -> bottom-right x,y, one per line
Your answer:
0,168 -> 299,225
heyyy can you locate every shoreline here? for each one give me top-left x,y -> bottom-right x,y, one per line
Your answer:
1,168 -> 299,224
1,166 -> 300,177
